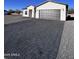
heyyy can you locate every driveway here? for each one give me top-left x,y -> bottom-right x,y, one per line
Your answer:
4,16 -> 64,59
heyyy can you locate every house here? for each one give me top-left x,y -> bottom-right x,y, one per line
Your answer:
22,1 -> 68,21
22,5 -> 35,18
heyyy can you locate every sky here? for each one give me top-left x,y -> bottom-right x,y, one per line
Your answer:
4,0 -> 74,10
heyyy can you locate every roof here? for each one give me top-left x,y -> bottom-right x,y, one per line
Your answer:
22,5 -> 35,10
36,1 -> 68,7
23,1 -> 68,10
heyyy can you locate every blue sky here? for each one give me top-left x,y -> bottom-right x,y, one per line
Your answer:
4,0 -> 74,10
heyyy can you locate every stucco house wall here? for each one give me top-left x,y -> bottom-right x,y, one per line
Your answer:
22,5 -> 35,18
22,1 -> 67,21
36,2 -> 67,21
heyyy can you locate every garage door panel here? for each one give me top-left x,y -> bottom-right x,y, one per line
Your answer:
39,9 -> 60,20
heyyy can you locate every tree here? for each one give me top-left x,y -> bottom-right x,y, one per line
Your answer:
68,8 -> 74,14
15,9 -> 21,14
7,9 -> 15,15
4,10 -> 8,12
4,10 -> 8,15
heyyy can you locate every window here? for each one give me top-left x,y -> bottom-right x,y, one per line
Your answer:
25,11 -> 27,15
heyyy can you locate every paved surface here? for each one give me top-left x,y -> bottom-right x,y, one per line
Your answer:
4,16 -> 64,59
4,15 -> 31,24
56,21 -> 74,59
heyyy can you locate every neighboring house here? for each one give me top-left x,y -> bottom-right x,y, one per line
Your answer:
11,13 -> 22,16
11,13 -> 20,15
20,12 -> 23,15
22,1 -> 68,21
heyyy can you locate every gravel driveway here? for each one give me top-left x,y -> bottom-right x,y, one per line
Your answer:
4,16 -> 64,59
4,16 -> 74,59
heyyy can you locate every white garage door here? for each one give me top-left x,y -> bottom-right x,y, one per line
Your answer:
39,9 -> 60,20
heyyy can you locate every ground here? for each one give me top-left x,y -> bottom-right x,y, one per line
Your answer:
56,21 -> 74,59
4,15 -> 31,24
4,15 -> 74,59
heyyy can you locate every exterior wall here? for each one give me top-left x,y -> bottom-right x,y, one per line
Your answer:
22,6 -> 35,18
36,2 -> 66,21
22,9 -> 29,17
36,10 -> 39,18
60,6 -> 66,21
